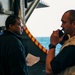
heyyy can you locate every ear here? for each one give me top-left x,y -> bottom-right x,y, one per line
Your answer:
9,24 -> 13,29
72,21 -> 75,28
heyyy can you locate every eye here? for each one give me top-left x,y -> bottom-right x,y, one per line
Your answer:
17,23 -> 21,26
62,20 -> 66,24
63,22 -> 66,24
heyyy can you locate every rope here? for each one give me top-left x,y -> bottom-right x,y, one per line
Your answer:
23,27 -> 48,54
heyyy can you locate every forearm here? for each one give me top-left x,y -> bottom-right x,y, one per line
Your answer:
46,30 -> 61,74
46,48 -> 55,75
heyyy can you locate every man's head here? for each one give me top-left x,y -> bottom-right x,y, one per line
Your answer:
5,15 -> 23,35
61,10 -> 75,37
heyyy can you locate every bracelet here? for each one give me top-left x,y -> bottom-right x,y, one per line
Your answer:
49,44 -> 56,49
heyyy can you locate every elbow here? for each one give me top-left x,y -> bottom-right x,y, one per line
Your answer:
46,69 -> 53,75
46,70 -> 50,75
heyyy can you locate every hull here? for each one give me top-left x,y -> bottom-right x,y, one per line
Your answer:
21,27 -> 47,75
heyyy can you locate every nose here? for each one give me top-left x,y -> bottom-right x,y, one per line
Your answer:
21,26 -> 24,29
61,23 -> 63,28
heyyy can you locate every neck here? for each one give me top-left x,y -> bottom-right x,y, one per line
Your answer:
70,33 -> 75,37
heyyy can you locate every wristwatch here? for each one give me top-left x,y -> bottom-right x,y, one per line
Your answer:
49,44 -> 56,49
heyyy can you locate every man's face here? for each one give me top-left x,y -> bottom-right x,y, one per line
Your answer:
12,19 -> 23,35
61,12 -> 73,35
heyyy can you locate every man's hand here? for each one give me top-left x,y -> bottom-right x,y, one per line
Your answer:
50,29 -> 64,46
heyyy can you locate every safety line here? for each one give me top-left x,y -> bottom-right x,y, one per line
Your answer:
23,27 -> 48,54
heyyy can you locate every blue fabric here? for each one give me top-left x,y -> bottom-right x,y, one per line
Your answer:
0,30 -> 28,75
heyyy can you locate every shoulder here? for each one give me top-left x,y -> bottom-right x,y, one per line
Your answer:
58,45 -> 75,55
9,35 -> 23,47
62,45 -> 75,52
2,33 -> 22,46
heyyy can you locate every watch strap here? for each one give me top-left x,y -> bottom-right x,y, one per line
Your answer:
49,44 -> 56,49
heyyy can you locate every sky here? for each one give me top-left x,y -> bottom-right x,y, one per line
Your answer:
26,0 -> 75,37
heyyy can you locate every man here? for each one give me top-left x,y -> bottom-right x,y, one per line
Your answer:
0,15 -> 28,75
46,10 -> 75,75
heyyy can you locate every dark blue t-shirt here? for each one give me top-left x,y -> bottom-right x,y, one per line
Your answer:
51,45 -> 75,74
